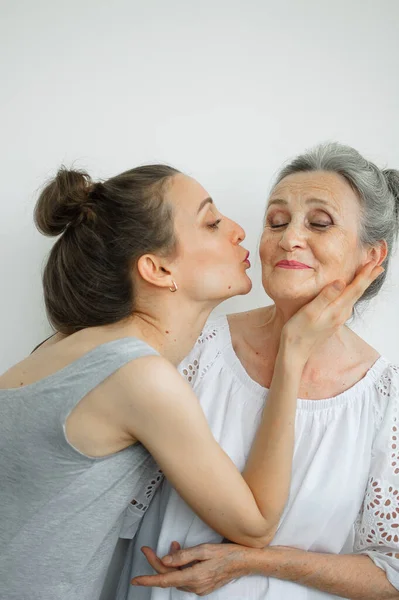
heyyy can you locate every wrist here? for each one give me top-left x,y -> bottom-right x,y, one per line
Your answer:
242,546 -> 280,577
276,341 -> 306,373
237,547 -> 264,577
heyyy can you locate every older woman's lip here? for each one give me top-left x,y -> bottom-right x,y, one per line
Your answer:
276,260 -> 311,269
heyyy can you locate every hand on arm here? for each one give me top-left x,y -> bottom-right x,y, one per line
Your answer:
132,542 -> 249,596
133,543 -> 399,599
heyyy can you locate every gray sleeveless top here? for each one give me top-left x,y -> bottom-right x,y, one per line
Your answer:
0,337 -> 164,600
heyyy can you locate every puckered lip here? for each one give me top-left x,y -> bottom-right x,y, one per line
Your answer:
276,259 -> 312,269
243,251 -> 250,263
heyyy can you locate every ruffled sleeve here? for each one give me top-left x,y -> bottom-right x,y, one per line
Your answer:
354,364 -> 399,590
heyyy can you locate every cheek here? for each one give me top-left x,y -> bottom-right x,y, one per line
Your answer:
178,241 -> 238,283
192,246 -> 234,270
318,232 -> 362,274
259,235 -> 276,266
181,239 -> 219,264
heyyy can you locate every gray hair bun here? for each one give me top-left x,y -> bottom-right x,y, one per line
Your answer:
383,169 -> 399,217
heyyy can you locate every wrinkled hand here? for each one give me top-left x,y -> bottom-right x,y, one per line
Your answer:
131,542 -> 254,596
133,541 -> 193,593
282,261 -> 384,359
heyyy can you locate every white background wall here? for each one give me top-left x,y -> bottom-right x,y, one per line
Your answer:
1,0 -> 398,372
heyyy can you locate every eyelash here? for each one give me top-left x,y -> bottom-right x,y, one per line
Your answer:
270,223 -> 330,230
207,219 -> 222,230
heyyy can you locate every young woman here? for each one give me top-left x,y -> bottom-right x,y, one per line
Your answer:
0,163 -> 380,600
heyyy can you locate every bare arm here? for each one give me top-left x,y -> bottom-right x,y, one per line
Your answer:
240,340 -> 300,537
258,547 -> 399,600
121,352 -> 299,548
122,262 -> 382,548
133,543 -> 399,599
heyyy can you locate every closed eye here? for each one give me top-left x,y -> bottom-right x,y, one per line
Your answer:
270,222 -> 331,229
310,223 -> 330,229
207,219 -> 222,230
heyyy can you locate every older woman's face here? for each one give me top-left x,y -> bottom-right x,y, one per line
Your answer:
260,170 -> 369,304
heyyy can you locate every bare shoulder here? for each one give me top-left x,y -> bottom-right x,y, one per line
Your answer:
43,332 -> 69,346
120,353 -> 178,380
105,352 -> 201,442
31,332 -> 69,354
115,354 -> 194,405
0,333 -> 68,388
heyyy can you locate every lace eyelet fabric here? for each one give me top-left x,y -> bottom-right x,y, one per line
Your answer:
181,327 -> 222,385
355,366 -> 399,557
131,469 -> 163,512
355,478 -> 399,557
376,365 -> 399,398
182,360 -> 199,383
181,352 -> 222,385
198,329 -> 218,344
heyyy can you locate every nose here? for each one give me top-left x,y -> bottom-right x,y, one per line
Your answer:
279,222 -> 307,252
230,218 -> 246,244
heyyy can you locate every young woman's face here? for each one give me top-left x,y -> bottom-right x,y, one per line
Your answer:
260,170 -> 370,305
166,174 -> 252,303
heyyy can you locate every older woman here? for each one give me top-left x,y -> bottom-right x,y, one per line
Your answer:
121,143 -> 399,600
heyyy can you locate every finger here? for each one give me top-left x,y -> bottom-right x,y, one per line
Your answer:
304,279 -> 347,316
306,261 -> 382,317
162,546 -> 206,567
132,568 -> 196,588
335,263 -> 384,306
140,547 -> 175,574
318,263 -> 383,328
169,541 -> 181,554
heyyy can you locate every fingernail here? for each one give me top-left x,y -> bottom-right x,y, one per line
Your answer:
162,555 -> 172,564
333,281 -> 345,291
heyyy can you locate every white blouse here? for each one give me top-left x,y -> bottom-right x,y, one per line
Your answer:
118,315 -> 399,600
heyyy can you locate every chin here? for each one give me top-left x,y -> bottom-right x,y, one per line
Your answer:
264,284 -> 320,305
225,275 -> 253,300
239,277 -> 253,296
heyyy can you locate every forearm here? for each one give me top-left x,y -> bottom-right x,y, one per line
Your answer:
246,546 -> 399,600
243,343 -> 304,536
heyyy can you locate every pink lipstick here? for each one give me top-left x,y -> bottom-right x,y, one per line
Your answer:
276,260 -> 311,269
243,252 -> 251,267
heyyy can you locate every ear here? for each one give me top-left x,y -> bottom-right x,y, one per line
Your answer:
364,239 -> 388,266
136,254 -> 175,290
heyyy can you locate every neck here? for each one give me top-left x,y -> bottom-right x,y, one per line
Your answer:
256,300 -> 351,371
119,295 -> 215,366
269,297 -> 311,326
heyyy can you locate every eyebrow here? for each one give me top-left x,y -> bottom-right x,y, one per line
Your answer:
197,197 -> 213,214
268,197 -> 335,209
